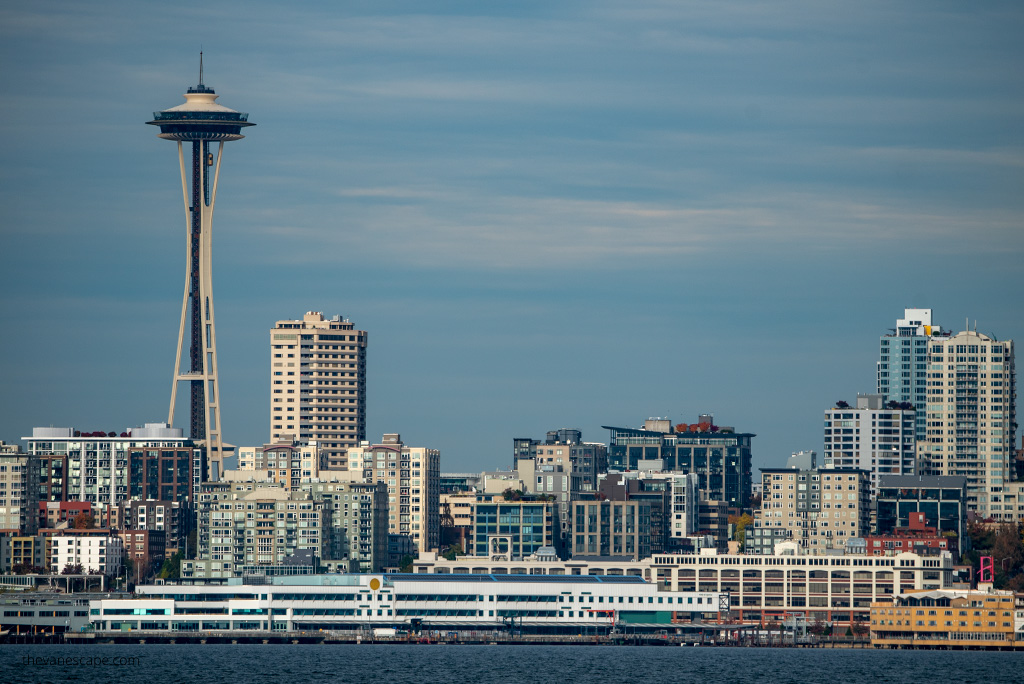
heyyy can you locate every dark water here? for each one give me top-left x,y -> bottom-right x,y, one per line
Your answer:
3,644 -> 1023,684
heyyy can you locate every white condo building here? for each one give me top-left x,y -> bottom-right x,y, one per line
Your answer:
270,312 -> 368,468
920,329 -> 1016,519
51,534 -> 124,576
822,394 -> 916,496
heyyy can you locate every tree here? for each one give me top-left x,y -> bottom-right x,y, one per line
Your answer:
809,617 -> 831,636
72,512 -> 95,529
158,550 -> 184,580
835,401 -> 849,409
729,513 -> 754,550
61,563 -> 84,575
502,488 -> 524,502
749,494 -> 762,510
991,523 -> 1024,590
442,543 -> 464,561
399,555 -> 414,573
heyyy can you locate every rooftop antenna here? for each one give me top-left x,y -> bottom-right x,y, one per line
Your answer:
199,50 -> 204,86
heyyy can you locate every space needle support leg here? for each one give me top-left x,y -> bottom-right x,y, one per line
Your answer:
169,141 -> 191,427
200,141 -> 225,470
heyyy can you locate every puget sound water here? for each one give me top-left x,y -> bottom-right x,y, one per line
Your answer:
3,644 -> 1024,684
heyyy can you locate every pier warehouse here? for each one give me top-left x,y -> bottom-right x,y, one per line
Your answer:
88,574 -> 723,634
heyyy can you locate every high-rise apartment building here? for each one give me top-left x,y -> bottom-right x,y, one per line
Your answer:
186,481 -> 331,579
0,453 -> 38,535
920,329 -> 1016,519
878,308 -> 949,444
270,312 -> 367,467
23,424 -> 198,510
296,477 -> 389,573
349,434 -> 440,555
752,462 -> 871,554
670,472 -> 700,541
822,394 -> 916,497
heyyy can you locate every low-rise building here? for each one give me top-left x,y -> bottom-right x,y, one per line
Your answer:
87,573 -> 722,634
0,593 -> 96,635
117,529 -> 166,580
37,501 -> 92,532
870,589 -> 1016,648
413,544 -> 953,628
50,531 -> 124,576
864,512 -> 958,560
1,533 -> 50,573
472,499 -> 560,560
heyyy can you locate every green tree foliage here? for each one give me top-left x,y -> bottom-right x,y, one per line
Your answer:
158,550 -> 184,580
960,521 -> 1024,590
443,543 -> 464,561
399,554 -> 414,573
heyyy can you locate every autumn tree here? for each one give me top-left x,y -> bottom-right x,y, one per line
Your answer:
72,512 -> 95,529
729,513 -> 754,550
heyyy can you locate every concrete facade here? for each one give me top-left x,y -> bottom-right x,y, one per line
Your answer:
918,330 -> 1017,519
50,532 -> 124,576
413,546 -> 953,627
270,312 -> 367,468
348,434 -> 440,555
753,467 -> 871,554
823,394 -> 917,496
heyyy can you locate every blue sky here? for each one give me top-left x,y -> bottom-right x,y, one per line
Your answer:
2,1 -> 1022,473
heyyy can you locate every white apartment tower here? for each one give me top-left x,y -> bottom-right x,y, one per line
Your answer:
823,394 -> 916,497
921,329 -> 1016,519
270,312 -> 367,467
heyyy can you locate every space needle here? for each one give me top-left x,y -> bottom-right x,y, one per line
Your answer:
147,55 -> 254,477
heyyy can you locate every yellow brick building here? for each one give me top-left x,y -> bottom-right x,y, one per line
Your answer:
870,590 -> 1016,648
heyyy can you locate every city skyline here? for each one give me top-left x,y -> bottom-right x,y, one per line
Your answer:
2,2 -> 1022,473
